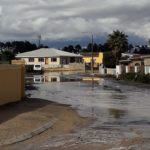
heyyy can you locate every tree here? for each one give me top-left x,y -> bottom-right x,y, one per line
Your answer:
67,45 -> 74,53
75,44 -> 81,53
1,50 -> 15,62
107,30 -> 128,64
93,43 -> 99,52
63,46 -> 69,52
87,43 -> 92,52
103,51 -> 116,68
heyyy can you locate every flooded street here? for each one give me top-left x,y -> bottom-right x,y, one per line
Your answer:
26,72 -> 150,149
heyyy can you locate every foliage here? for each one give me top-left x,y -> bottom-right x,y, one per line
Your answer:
63,44 -> 82,53
0,41 -> 38,54
119,73 -> 150,84
1,51 -> 15,62
75,44 -> 82,53
103,51 -> 116,68
106,30 -> 128,64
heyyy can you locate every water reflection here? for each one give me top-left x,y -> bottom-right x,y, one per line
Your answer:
109,108 -> 127,119
26,72 -> 82,83
26,72 -> 150,126
111,93 -> 127,100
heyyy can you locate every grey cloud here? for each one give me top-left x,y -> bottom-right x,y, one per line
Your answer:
0,0 -> 150,42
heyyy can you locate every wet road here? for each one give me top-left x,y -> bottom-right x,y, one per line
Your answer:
26,73 -> 150,149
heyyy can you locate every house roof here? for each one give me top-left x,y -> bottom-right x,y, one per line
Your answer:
141,55 -> 150,59
16,48 -> 82,58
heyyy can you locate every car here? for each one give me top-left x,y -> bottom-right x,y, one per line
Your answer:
33,75 -> 44,83
33,64 -> 42,71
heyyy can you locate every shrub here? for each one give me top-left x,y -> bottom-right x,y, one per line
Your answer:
119,73 -> 150,84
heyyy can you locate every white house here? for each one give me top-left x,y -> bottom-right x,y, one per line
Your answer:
15,48 -> 84,70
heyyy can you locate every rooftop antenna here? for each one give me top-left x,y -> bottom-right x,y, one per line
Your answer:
38,35 -> 41,48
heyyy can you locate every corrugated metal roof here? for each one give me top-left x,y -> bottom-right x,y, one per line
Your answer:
15,48 -> 82,58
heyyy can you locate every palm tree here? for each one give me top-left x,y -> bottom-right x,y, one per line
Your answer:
107,30 -> 128,64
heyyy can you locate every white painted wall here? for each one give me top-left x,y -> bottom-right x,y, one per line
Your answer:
116,65 -> 122,75
125,66 -> 129,73
134,66 -> 138,73
145,66 -> 150,74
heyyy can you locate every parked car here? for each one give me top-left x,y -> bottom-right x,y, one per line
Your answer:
33,64 -> 42,71
33,64 -> 43,73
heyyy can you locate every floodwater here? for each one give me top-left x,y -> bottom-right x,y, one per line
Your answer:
26,72 -> 150,149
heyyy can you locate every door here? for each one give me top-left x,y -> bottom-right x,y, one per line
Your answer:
45,58 -> 49,64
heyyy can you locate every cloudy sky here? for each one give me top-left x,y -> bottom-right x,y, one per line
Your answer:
0,0 -> 150,46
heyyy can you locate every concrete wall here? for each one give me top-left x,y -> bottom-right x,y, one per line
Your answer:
65,63 -> 85,71
0,65 -> 25,106
11,59 -> 25,65
99,67 -> 106,75
106,68 -> 116,75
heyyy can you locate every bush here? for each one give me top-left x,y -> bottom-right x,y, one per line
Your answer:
136,73 -> 150,83
119,73 -> 150,84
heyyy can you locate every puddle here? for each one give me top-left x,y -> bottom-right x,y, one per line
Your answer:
26,72 -> 150,149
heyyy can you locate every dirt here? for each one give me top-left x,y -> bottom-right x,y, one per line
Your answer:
0,98 -> 89,150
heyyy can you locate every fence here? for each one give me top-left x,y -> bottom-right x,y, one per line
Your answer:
0,64 -> 25,106
99,66 -> 116,75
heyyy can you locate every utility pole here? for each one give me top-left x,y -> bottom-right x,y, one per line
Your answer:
81,32 -> 94,74
91,34 -> 94,74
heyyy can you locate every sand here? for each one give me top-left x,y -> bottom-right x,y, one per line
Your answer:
0,98 -> 89,150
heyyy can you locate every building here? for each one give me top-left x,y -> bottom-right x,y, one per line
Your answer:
15,48 -> 84,71
119,54 -> 150,74
81,52 -> 103,69
142,55 -> 150,74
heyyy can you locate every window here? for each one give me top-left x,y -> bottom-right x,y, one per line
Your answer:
51,77 -> 57,82
70,57 -> 75,63
51,57 -> 57,62
29,58 -> 34,62
38,58 -> 44,62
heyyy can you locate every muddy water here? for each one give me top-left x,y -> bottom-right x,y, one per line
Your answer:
26,73 -> 150,149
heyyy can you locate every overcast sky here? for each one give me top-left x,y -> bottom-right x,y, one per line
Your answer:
0,0 -> 150,45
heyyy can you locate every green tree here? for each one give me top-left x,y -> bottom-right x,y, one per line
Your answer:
1,51 -> 15,63
107,30 -> 128,64
75,44 -> 81,53
68,45 -> 74,53
103,51 -> 116,68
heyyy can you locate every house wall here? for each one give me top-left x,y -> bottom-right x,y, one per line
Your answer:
144,58 -> 150,66
130,60 -> 142,67
144,58 -> 150,74
0,65 -> 25,106
19,57 -> 61,66
49,57 -> 60,65
83,52 -> 103,65
106,68 -> 116,75
17,57 -> 83,70
11,59 -> 25,65
21,58 -> 46,65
